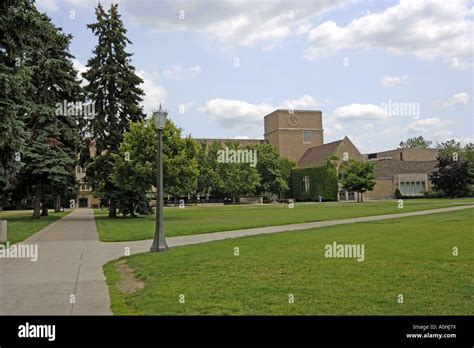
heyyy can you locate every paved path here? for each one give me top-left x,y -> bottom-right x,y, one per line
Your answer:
0,205 -> 472,315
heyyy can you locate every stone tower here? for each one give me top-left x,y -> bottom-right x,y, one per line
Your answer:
263,109 -> 324,163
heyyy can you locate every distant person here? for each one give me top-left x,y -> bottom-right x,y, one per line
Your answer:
318,195 -> 323,203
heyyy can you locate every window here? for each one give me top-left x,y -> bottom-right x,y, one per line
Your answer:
303,131 -> 312,144
302,176 -> 310,193
399,181 -> 424,195
399,182 -> 406,194
79,179 -> 90,191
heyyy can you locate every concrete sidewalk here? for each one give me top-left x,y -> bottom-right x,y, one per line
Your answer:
0,204 -> 472,315
0,209 -> 113,315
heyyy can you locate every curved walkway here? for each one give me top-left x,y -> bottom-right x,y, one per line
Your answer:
0,205 -> 472,315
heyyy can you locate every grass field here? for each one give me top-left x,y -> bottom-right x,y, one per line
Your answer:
104,208 -> 474,315
95,198 -> 474,242
0,209 -> 71,244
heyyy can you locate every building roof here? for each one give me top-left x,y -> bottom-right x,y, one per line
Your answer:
263,109 -> 322,119
374,160 -> 437,178
366,147 -> 438,161
195,138 -> 266,146
297,138 -> 344,167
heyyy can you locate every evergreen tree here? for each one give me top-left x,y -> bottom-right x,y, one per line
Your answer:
21,10 -> 82,218
0,0 -> 36,210
0,1 -> 81,216
83,3 -> 145,217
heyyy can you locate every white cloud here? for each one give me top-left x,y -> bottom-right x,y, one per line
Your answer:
333,103 -> 389,121
163,65 -> 202,80
435,130 -> 454,139
36,0 -> 60,11
305,0 -> 473,69
199,99 -> 274,129
280,95 -> 317,109
137,70 -> 167,115
122,0 -> 347,50
324,121 -> 343,136
296,22 -> 312,35
443,92 -> 470,107
72,59 -> 88,86
405,117 -> 452,133
380,75 -> 407,87
200,95 -> 327,129
454,136 -> 474,146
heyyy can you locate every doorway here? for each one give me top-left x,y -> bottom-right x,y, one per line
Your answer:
79,198 -> 88,208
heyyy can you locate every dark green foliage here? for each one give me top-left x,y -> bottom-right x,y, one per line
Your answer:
0,0 -> 82,216
83,3 -> 146,217
399,135 -> 432,149
290,165 -> 338,201
248,143 -> 293,197
82,3 -> 145,154
430,156 -> 472,198
340,160 -> 376,202
394,188 -> 403,199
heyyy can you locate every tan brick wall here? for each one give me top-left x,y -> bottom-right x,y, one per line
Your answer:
264,109 -> 324,163
365,179 -> 395,199
335,139 -> 364,162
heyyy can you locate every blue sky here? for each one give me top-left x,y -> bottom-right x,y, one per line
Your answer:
37,0 -> 473,153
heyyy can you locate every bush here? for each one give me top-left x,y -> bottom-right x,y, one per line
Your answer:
394,189 -> 403,199
423,190 -> 446,198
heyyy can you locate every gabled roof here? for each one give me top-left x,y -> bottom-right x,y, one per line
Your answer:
297,138 -> 345,167
374,160 -> 437,178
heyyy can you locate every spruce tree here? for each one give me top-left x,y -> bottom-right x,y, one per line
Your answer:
15,5 -> 82,218
0,0 -> 36,211
83,3 -> 145,217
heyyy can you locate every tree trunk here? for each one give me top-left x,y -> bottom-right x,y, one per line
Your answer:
41,199 -> 49,216
54,194 -> 61,212
129,203 -> 137,218
108,200 -> 117,218
32,187 -> 42,219
360,192 -> 363,202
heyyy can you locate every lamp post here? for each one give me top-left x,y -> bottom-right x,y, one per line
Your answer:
150,104 -> 169,252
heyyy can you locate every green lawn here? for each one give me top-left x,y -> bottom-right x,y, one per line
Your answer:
0,209 -> 71,244
95,198 -> 474,241
104,208 -> 474,315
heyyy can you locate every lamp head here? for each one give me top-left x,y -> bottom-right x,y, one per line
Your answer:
153,104 -> 168,129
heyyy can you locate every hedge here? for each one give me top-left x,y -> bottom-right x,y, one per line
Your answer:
290,165 -> 338,201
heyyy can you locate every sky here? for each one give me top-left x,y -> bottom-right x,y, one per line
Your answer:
36,0 -> 473,153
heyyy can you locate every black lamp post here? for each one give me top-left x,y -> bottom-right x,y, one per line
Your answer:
150,104 -> 169,252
